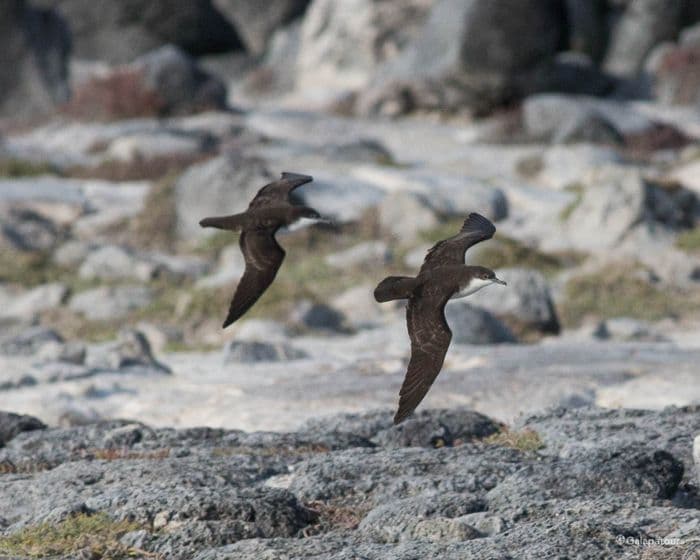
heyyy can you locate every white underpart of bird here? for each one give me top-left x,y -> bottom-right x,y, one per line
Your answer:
451,277 -> 500,299
285,216 -> 330,232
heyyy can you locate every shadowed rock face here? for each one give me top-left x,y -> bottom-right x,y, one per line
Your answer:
0,406 -> 696,559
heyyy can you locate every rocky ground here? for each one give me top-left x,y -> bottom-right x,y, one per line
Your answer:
0,406 -> 698,559
2,0 -> 700,557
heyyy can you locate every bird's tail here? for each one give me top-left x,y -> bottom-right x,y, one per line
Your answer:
199,213 -> 246,231
374,276 -> 419,302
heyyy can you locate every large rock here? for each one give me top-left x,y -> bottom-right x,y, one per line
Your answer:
0,0 -> 70,119
0,411 -> 45,447
444,303 -> 518,344
378,191 -> 439,242
296,0 -> 437,93
0,283 -> 67,322
0,326 -> 63,357
214,0 -> 310,55
78,245 -> 159,282
85,329 -> 170,372
355,167 -> 508,221
558,165 -> 697,252
175,155 -> 272,240
604,0 -> 686,77
69,285 -> 154,321
67,45 -> 228,119
34,0 -> 241,64
325,241 -> 391,269
358,0 -> 569,115
647,23 -> 700,105
468,268 -> 560,334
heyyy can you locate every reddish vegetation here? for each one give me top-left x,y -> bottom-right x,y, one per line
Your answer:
62,69 -> 166,121
624,123 -> 690,159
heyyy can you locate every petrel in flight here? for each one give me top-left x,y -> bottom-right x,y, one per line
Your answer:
200,172 -> 324,328
374,213 -> 507,424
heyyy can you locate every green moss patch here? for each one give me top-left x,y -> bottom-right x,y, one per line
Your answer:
0,158 -> 56,178
484,428 -> 544,452
676,227 -> 700,253
559,183 -> 585,222
0,513 -> 150,558
558,264 -> 700,327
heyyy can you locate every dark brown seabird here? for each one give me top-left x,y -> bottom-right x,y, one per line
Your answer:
199,172 -> 323,328
374,213 -> 507,424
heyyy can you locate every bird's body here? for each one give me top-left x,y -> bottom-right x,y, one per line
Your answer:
199,172 -> 323,328
374,213 -> 507,424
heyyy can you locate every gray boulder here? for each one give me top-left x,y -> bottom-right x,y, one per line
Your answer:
34,0 -> 241,64
130,45 -> 228,116
214,0 -> 310,55
647,23 -> 700,105
69,285 -> 154,321
0,411 -> 46,447
175,155 -> 272,240
0,326 -> 63,357
468,268 -> 560,334
522,94 -> 651,142
378,191 -> 439,242
85,329 -> 171,373
0,283 -> 67,322
0,0 -> 70,119
604,0 -> 685,77
79,245 -> 158,282
593,317 -> 668,342
559,165 -> 697,252
223,340 -> 308,363
358,0 -> 567,115
0,207 -> 63,252
289,300 -> 347,333
445,303 -> 517,345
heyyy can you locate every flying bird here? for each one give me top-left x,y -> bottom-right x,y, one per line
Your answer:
374,213 -> 507,424
199,172 -> 324,328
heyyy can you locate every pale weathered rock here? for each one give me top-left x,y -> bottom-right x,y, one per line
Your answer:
69,286 -> 154,321
79,245 -> 158,282
325,241 -> 391,269
468,268 -> 560,334
214,0 -> 310,54
196,244 -> 245,289
85,329 -> 170,372
296,0 -> 436,93
378,191 -> 439,242
559,165 -> 697,252
604,0 -> 685,77
175,154 -> 272,240
594,317 -> 668,342
0,283 -> 67,321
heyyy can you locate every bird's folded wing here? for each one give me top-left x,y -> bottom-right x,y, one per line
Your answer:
394,291 -> 453,424
420,213 -> 495,273
248,173 -> 313,209
223,230 -> 285,327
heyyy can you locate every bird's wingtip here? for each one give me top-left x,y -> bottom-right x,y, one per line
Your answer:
281,171 -> 313,184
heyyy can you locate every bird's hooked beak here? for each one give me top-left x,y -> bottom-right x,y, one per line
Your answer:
493,277 -> 507,286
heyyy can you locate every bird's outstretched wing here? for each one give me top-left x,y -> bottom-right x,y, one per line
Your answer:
222,229 -> 285,328
394,289 -> 453,424
420,213 -> 495,274
248,172 -> 313,210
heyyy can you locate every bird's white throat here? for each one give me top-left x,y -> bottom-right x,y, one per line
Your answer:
452,277 -> 496,299
286,216 -> 325,232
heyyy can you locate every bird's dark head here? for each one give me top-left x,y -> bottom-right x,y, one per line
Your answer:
472,266 -> 507,287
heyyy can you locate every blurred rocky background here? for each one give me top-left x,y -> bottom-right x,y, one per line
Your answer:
0,0 -> 700,557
